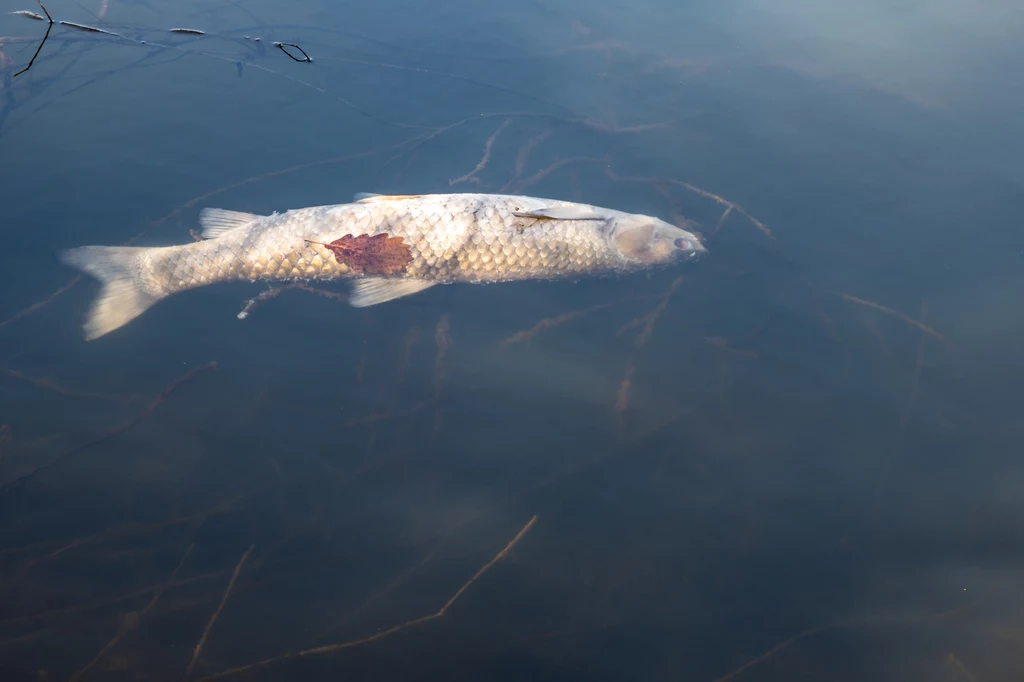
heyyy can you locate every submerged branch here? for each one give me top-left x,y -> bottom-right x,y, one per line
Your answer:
199,516 -> 537,681
450,119 -> 512,186
606,168 -> 773,240
502,303 -> 612,346
0,367 -> 147,402
833,291 -> 952,348
0,362 -> 217,494
69,543 -> 196,682
186,545 -> 255,678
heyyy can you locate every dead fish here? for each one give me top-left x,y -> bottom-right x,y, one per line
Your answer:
59,192 -> 706,340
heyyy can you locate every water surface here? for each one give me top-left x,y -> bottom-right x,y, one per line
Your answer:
1,1 -> 1023,680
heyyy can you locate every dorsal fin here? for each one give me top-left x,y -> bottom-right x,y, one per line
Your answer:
512,205 -> 606,221
353,193 -> 422,204
198,208 -> 262,238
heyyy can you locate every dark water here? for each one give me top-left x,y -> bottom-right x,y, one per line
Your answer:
2,0 -> 1023,680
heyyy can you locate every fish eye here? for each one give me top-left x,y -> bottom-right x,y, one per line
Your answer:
674,237 -> 693,250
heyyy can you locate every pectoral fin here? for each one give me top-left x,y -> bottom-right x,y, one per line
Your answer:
198,209 -> 262,238
349,277 -> 436,307
512,204 -> 606,221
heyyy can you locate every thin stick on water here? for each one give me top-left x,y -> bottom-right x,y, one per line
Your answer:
186,544 -> 255,678
59,21 -> 118,36
273,42 -> 311,63
6,10 -> 45,20
12,0 -> 52,78
450,119 -> 512,186
198,516 -> 538,681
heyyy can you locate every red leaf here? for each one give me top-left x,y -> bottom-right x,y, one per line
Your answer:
319,233 -> 413,276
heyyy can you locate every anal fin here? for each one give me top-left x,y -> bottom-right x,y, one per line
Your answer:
199,208 -> 262,238
349,277 -> 436,307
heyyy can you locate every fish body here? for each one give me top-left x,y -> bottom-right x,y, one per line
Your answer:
59,192 -> 706,340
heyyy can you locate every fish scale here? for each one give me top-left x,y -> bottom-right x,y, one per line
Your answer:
59,192 -> 705,340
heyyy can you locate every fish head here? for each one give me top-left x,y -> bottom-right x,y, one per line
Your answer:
609,214 -> 707,267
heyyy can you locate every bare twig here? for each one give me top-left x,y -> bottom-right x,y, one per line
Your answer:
874,300 -> 928,513
237,287 -> 284,320
502,303 -> 612,346
433,313 -> 451,397
198,516 -> 538,681
502,156 -> 605,194
617,276 -> 684,349
946,653 -> 978,682
7,10 -> 45,20
186,544 -> 255,678
709,601 -> 982,682
614,357 -> 635,417
0,367 -> 147,402
710,206 -> 733,239
0,275 -> 81,330
0,362 -> 217,494
0,569 -> 230,627
514,129 -> 552,180
12,1 -> 52,78
833,291 -> 953,348
606,168 -> 773,240
70,543 -> 196,682
704,336 -> 757,359
238,283 -> 347,320
273,42 -> 311,63
59,21 -> 119,36
450,119 -> 512,185
711,624 -> 834,682
291,283 -> 347,303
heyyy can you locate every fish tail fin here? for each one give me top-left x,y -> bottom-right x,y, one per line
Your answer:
58,245 -> 166,341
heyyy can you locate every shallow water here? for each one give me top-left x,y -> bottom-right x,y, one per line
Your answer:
1,1 -> 1023,680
